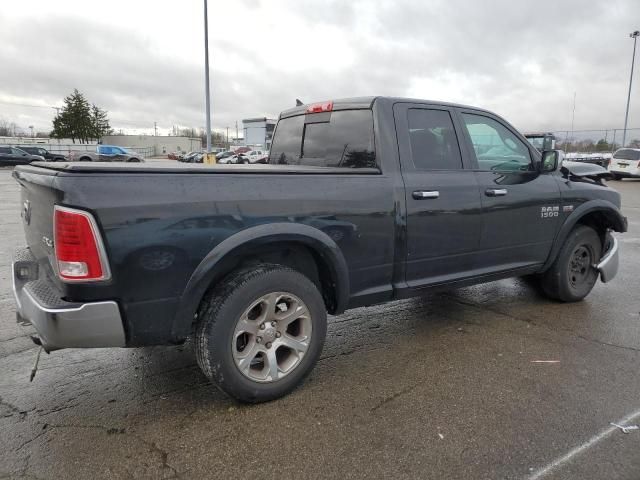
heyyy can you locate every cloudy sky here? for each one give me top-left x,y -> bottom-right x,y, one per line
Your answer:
0,0 -> 639,136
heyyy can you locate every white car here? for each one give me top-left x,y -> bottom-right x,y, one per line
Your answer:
608,148 -> 640,180
237,150 -> 269,164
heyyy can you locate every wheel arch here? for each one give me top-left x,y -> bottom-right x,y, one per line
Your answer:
542,200 -> 627,271
171,223 -> 350,340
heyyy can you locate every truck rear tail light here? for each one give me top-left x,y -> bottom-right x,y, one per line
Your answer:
54,206 -> 111,282
305,101 -> 333,114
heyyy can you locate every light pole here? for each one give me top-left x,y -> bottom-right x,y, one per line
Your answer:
622,30 -> 639,148
203,0 -> 212,153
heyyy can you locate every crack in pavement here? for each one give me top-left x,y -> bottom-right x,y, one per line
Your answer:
15,426 -> 49,453
40,423 -> 183,479
370,383 -> 420,412
0,395 -> 31,420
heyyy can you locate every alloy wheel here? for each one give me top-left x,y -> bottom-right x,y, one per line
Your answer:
232,292 -> 312,383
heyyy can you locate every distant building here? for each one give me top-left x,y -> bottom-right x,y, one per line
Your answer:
1,135 -> 204,158
242,118 -> 276,150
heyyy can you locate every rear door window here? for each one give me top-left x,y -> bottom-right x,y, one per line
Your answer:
269,110 -> 376,168
407,109 -> 463,170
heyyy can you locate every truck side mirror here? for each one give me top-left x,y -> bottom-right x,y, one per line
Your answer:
541,150 -> 559,172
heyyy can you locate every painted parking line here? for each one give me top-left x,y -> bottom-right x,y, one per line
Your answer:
529,408 -> 640,480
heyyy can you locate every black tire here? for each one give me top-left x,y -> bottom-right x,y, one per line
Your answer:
79,156 -> 92,162
127,158 -> 141,163
539,225 -> 602,302
195,264 -> 327,403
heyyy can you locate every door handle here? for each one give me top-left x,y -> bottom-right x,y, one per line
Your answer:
485,188 -> 508,197
412,190 -> 440,200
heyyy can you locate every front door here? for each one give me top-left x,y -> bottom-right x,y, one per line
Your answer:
456,110 -> 561,271
394,103 -> 483,288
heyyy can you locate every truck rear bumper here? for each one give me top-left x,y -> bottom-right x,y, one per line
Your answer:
595,235 -> 619,283
12,248 -> 126,351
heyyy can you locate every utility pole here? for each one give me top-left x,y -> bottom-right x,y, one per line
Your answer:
154,122 -> 158,136
204,0 -> 212,153
622,30 -> 639,148
226,126 -> 229,148
235,121 -> 238,144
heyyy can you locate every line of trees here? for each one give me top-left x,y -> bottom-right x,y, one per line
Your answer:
172,126 -> 227,147
556,137 -> 640,153
0,119 -> 18,137
51,89 -> 113,143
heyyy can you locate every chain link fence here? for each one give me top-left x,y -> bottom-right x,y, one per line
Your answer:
550,128 -> 640,153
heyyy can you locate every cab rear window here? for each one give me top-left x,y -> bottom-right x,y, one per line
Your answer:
269,110 -> 376,168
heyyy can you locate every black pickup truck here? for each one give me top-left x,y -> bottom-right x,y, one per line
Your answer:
12,97 -> 626,402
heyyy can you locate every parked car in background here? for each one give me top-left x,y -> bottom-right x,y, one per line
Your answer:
68,145 -> 144,162
237,150 -> 269,164
168,152 -> 182,160
608,148 -> 640,180
18,146 -> 66,162
233,146 -> 251,154
217,154 -> 240,164
181,151 -> 205,163
0,146 -> 44,166
179,151 -> 198,162
215,151 -> 235,162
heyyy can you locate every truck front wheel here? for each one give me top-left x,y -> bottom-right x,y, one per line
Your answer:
195,264 -> 327,403
539,225 -> 602,302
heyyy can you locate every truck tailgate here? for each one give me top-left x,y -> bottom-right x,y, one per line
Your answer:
12,166 -> 62,286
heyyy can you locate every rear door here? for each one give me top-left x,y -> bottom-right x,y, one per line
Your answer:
97,146 -> 116,161
456,110 -> 561,270
393,103 -> 483,287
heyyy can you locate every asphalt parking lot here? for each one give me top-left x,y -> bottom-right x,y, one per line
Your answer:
1,167 -> 639,480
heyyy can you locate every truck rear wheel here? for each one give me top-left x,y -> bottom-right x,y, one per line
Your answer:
539,225 -> 602,302
195,264 -> 327,403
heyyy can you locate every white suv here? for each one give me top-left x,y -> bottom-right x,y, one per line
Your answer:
609,148 -> 640,180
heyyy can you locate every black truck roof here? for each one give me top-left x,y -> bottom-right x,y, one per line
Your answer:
279,96 -> 489,118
